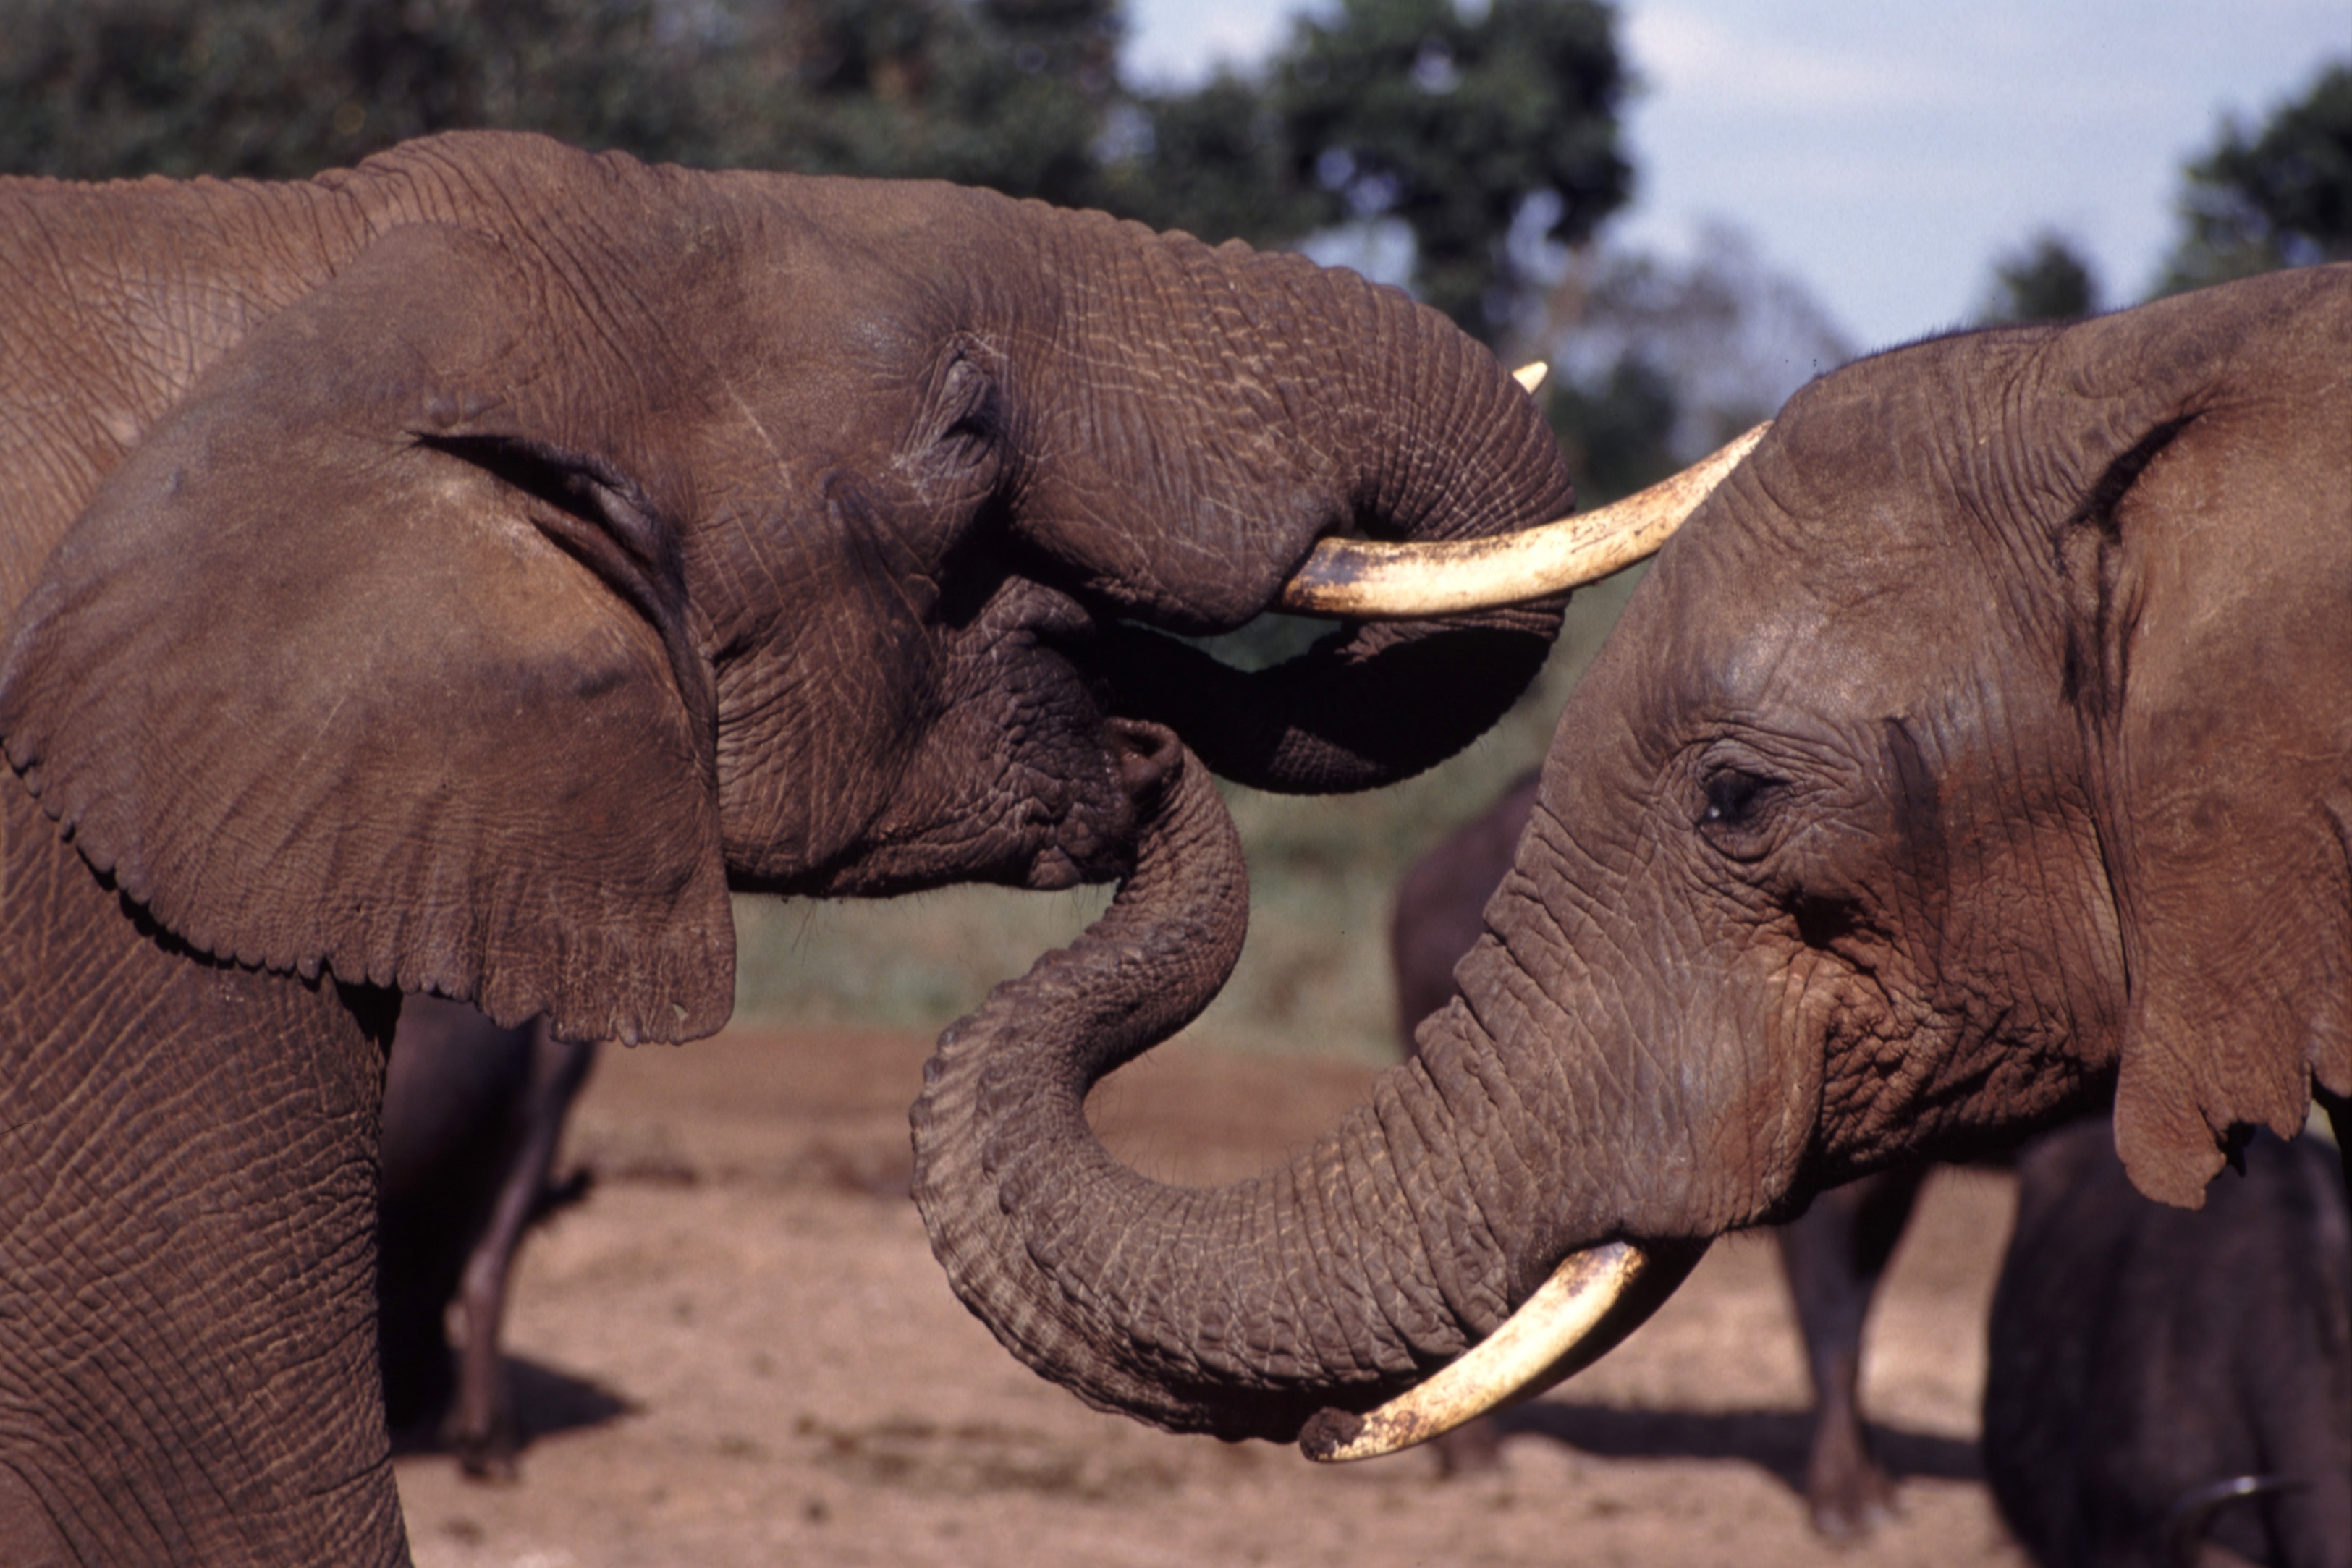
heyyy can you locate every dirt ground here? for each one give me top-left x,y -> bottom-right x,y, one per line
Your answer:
393,1025 -> 2032,1568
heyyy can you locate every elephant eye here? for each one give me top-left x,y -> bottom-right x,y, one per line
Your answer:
1698,768 -> 1780,836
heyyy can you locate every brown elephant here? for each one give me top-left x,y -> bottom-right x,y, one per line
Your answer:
0,130 -> 1733,1563
913,263 -> 2352,1458
1390,767 -> 1930,1536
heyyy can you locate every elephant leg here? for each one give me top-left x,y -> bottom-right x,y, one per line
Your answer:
1,789 -> 405,1564
1773,1163 -> 1932,1539
445,1026 -> 599,1480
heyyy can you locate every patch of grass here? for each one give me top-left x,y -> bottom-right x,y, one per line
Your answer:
733,567 -> 1645,1061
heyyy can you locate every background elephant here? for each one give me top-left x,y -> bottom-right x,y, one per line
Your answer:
0,130 -> 1578,1563
913,264 -> 2352,1454
1390,766 -> 1929,1536
378,999 -> 596,1480
1984,1121 -> 2350,1568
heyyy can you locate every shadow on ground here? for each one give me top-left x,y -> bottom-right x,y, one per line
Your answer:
390,1355 -> 635,1459
1498,1402 -> 1981,1497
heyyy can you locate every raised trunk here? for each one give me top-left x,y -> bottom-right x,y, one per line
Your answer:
914,742 -> 1532,1439
1018,216 -> 1574,794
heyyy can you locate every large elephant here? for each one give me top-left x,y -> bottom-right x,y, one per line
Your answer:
913,264 -> 2352,1457
0,130 -> 1730,1563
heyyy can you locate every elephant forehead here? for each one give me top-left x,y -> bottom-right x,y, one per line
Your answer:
1656,497 -> 2002,729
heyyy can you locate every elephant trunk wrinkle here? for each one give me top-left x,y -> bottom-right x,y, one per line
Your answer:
913,745 -> 1515,1439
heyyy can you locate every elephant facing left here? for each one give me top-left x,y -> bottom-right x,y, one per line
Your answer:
0,130 -> 1581,1564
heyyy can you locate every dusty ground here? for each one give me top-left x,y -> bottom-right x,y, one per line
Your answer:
394,1025 -> 2031,1568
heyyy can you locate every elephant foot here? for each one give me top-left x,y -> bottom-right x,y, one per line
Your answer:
447,1376 -> 523,1485
450,1413 -> 523,1485
1803,1443 -> 1898,1540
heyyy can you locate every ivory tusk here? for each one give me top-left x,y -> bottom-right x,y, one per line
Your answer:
1512,361 -> 1549,394
1298,1239 -> 1704,1463
1277,421 -> 1769,620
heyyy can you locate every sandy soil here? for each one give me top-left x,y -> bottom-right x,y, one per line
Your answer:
394,1025 -> 2031,1568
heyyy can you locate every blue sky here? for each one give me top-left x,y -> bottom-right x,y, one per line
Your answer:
1124,0 -> 2348,350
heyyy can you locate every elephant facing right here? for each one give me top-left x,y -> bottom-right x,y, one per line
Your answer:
910,262 -> 2352,1459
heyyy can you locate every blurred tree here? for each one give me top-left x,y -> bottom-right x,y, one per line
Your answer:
1533,225 -> 1850,503
1100,67 -> 1324,250
2160,57 -> 2352,292
1257,0 -> 1634,339
757,0 -> 1125,206
0,0 -> 1125,204
0,0 -> 707,179
1979,230 -> 2101,323
0,0 -> 1636,347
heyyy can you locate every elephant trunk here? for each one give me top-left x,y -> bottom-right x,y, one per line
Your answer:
914,747 -> 1725,1447
1031,218 -> 1575,794
915,740 -> 1571,1439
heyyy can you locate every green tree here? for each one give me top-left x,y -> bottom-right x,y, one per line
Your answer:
1532,226 -> 1850,503
1258,0 -> 1634,339
1979,231 -> 2101,323
0,0 -> 1126,204
2161,57 -> 2352,292
0,0 -> 710,179
1,0 -> 1637,347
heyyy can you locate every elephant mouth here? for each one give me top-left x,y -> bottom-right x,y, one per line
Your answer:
1298,1237 -> 1710,1462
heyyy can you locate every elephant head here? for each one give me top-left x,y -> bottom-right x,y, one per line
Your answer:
911,263 -> 2352,1451
0,129 -> 1718,1048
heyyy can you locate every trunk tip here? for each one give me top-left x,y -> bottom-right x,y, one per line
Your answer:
1298,1407 -> 1365,1462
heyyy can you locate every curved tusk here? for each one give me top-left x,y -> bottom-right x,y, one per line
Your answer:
1298,1239 -> 1706,1463
1511,360 -> 1549,394
1277,421 -> 1769,620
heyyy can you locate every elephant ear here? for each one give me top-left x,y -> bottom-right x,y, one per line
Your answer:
2056,269 -> 2352,1207
0,221 -> 732,1046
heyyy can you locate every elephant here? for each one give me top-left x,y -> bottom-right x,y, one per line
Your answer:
1984,1120 -> 2350,1568
378,999 -> 596,1480
911,263 -> 2352,1464
0,129 -> 1745,1563
1390,765 -> 1930,1535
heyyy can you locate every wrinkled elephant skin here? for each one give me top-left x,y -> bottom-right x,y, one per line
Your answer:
0,132 -> 1573,1563
1389,770 -> 1930,1535
914,264 -> 2352,1449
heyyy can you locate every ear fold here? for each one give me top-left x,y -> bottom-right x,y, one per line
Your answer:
0,222 -> 732,1045
2057,269 -> 2352,1206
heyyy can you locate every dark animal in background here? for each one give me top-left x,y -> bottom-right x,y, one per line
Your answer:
1389,768 -> 1929,1537
378,998 -> 597,1480
1984,1122 -> 2351,1568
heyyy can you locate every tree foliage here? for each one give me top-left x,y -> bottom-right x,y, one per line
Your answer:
0,0 -> 1128,206
1260,0 -> 1633,335
0,0 -> 1634,342
1535,226 -> 1851,503
2161,57 -> 2352,292
1979,231 -> 2101,323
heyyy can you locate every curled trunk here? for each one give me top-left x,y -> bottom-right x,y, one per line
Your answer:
913,742 -> 1525,1438
1024,217 -> 1574,794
